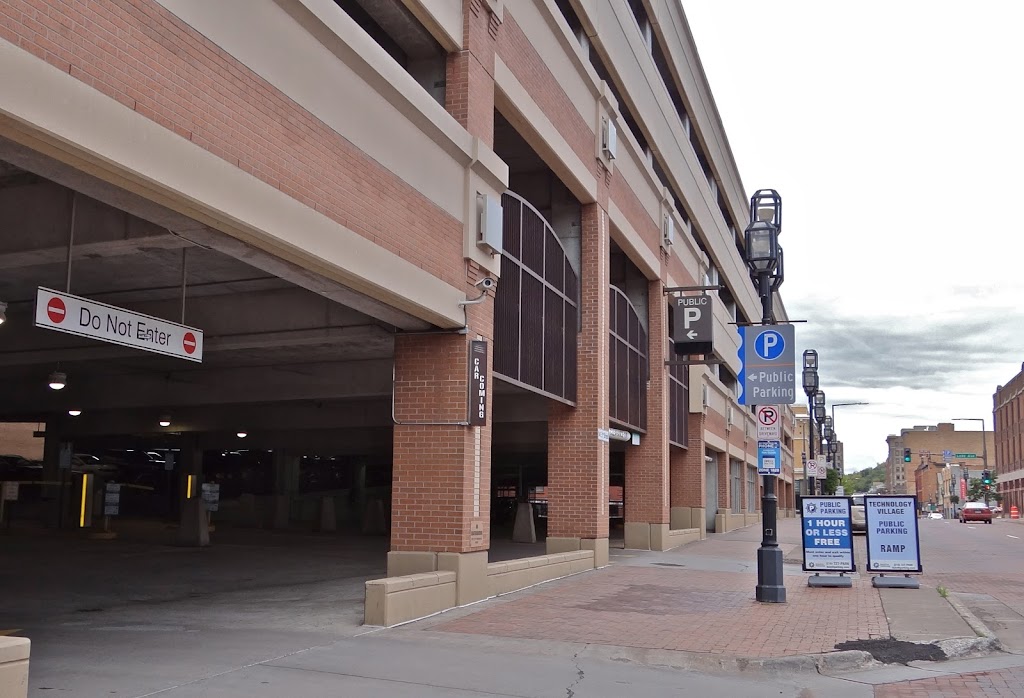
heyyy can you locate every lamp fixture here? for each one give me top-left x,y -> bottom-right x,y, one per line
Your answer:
68,409 -> 82,417
159,414 -> 172,428
48,371 -> 67,390
236,431 -> 248,439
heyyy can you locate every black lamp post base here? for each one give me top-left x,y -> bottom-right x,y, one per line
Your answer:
755,546 -> 787,603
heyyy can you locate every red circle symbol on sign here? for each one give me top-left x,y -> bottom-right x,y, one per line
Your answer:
758,407 -> 778,425
46,297 -> 67,324
182,332 -> 197,355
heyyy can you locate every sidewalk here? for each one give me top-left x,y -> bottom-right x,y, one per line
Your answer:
411,518 -> 993,666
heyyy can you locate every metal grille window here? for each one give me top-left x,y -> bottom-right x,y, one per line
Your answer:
731,460 -> 743,514
493,192 -> 579,404
747,466 -> 757,512
668,343 -> 689,447
609,287 -> 648,431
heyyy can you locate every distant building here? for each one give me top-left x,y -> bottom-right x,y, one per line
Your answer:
886,423 -> 993,500
994,364 -> 1024,516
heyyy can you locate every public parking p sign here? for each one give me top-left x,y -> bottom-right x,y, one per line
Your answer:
801,496 -> 855,572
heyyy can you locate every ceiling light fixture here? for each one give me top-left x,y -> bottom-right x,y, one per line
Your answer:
236,431 -> 248,439
0,301 -> 7,325
48,371 -> 67,390
68,409 -> 82,417
159,414 -> 172,428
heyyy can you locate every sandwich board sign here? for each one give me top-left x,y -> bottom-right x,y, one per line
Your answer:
864,495 -> 921,574
801,496 -> 855,572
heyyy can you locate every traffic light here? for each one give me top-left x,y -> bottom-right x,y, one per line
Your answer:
981,470 -> 992,485
903,448 -> 912,462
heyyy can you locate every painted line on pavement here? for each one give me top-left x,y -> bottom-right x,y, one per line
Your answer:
1009,535 -> 1020,539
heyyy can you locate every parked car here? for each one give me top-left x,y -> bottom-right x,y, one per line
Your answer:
850,494 -> 866,532
960,502 -> 993,524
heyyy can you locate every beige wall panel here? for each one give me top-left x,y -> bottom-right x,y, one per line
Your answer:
0,38 -> 467,329
575,1 -> 761,321
649,0 -> 747,226
403,0 -> 464,51
493,57 -> 597,204
516,0 -> 601,128
159,0 -> 467,221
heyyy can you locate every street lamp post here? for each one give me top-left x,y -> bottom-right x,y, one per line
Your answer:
813,390 -> 826,494
829,402 -> 868,477
802,351 -> 819,496
744,189 -> 785,605
952,418 -> 990,506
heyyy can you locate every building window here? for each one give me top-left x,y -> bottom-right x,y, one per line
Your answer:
731,460 -> 743,513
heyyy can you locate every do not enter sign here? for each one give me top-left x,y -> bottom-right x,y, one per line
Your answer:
46,296 -> 67,324
34,287 -> 204,363
756,405 -> 782,440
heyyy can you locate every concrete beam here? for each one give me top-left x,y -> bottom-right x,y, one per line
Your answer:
0,233 -> 191,270
0,359 -> 394,416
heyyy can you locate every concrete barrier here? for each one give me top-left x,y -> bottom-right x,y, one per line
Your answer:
486,550 -> 594,596
0,637 -> 29,698
364,571 -> 457,627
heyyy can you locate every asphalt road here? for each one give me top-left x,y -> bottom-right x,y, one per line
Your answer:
916,516 -> 1024,652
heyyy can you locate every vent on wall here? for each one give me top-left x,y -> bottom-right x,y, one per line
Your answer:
602,117 -> 617,161
662,214 -> 674,247
477,193 -> 503,255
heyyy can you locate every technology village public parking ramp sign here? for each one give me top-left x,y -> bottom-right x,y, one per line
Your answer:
864,494 -> 922,589
801,496 -> 855,587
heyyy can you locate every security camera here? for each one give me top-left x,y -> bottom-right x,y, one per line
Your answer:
475,277 -> 497,291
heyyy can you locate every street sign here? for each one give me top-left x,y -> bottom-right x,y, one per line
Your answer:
671,295 -> 713,355
737,324 -> 796,405
104,482 -> 121,516
864,495 -> 922,573
201,482 -> 221,512
757,440 -> 781,476
467,340 -> 488,426
942,450 -> 953,462
954,453 -> 977,459
2,481 -> 19,501
756,405 -> 782,440
34,287 -> 204,362
801,496 -> 855,572
806,459 -> 825,479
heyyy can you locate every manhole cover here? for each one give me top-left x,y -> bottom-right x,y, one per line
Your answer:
835,638 -> 946,664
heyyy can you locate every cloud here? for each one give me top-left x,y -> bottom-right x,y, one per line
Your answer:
790,301 -> 1022,391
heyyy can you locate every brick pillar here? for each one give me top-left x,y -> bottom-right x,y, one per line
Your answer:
717,451 -> 730,532
547,202 -> 610,566
389,303 -> 493,605
445,0 -> 499,144
671,413 -> 707,536
624,280 -> 670,550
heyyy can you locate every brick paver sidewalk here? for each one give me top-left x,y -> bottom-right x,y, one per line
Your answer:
875,665 -> 1024,697
436,565 -> 887,657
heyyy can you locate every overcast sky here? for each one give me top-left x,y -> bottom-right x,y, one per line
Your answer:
682,1 -> 1024,472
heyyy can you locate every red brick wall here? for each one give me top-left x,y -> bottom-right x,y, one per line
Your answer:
0,0 -> 465,287
446,0 -> 495,144
548,201 -> 609,540
391,325 -> 493,553
496,9 -> 593,167
670,413 -> 706,509
610,174 -> 660,253
624,279 -> 668,525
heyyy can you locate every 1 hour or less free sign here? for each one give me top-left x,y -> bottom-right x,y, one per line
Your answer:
801,496 -> 855,572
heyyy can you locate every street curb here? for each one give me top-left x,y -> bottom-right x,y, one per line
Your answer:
941,593 -> 1003,658
737,650 -> 876,675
